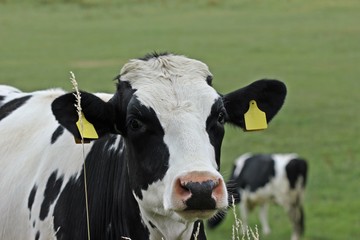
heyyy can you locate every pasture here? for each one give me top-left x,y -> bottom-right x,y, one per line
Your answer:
0,0 -> 359,239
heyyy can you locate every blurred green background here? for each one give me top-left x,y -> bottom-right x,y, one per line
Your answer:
1,0 -> 359,239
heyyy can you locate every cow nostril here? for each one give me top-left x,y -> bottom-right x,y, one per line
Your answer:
184,180 -> 217,196
180,182 -> 190,193
174,179 -> 192,201
183,180 -> 218,210
173,172 -> 227,212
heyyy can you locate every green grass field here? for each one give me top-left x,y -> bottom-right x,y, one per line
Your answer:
1,0 -> 359,239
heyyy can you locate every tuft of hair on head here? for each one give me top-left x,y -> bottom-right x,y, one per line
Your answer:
138,52 -> 171,61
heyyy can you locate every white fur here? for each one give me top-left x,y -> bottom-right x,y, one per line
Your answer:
0,85 -> 21,97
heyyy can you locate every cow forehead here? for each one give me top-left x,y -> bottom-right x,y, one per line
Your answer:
119,54 -> 219,116
120,54 -> 211,82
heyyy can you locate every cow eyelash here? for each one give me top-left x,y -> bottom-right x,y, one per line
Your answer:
218,111 -> 226,125
128,118 -> 144,131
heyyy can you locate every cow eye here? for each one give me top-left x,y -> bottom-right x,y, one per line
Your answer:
218,112 -> 226,125
129,119 -> 143,131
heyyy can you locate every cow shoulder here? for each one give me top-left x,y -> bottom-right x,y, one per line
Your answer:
236,154 -> 275,191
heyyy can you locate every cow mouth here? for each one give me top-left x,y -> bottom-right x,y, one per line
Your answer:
174,209 -> 218,221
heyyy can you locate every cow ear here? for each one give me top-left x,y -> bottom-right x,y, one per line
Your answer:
223,79 -> 287,129
51,91 -> 116,140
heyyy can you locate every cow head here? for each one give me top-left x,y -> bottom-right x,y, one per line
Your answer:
52,53 -> 286,225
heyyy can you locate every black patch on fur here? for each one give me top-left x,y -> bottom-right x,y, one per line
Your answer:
28,185 -> 37,212
0,95 -> 32,121
109,81 -> 136,135
138,52 -> 170,61
206,98 -> 225,169
124,98 -> 170,199
53,135 -> 150,239
35,231 -> 40,240
148,221 -> 157,229
285,158 -> 308,189
39,171 -> 63,220
28,185 -> 37,220
0,95 -> 4,104
232,154 -> 275,192
33,221 -> 36,228
51,125 -> 64,144
206,75 -> 213,86
190,221 -> 207,240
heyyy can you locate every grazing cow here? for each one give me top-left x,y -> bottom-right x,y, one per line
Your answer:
0,53 -> 287,240
208,153 -> 308,240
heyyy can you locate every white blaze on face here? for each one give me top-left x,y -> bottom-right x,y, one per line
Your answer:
120,54 -> 227,219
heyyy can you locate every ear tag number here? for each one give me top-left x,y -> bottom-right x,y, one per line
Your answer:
75,113 -> 99,142
244,100 -> 268,131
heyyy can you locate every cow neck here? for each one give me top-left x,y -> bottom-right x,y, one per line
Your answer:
120,139 -> 202,240
137,208 -> 196,240
107,135 -> 152,239
84,135 -> 150,239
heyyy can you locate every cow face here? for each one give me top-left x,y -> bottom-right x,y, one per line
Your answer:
52,53 -> 286,224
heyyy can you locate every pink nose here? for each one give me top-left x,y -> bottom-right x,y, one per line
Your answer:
173,171 -> 226,210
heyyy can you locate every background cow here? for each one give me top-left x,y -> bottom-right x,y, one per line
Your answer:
0,53 -> 287,240
208,153 -> 308,240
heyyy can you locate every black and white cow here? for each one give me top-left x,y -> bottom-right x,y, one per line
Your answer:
208,153 -> 308,240
0,53 -> 287,240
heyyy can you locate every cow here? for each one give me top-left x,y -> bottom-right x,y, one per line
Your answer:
208,153 -> 308,240
0,53 -> 287,240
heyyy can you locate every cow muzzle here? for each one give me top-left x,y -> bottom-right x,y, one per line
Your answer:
171,171 -> 227,220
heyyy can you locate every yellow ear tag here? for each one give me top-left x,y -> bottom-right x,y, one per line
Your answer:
244,100 -> 268,131
75,113 -> 99,141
